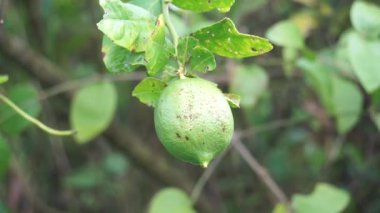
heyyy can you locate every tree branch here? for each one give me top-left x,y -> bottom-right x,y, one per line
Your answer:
232,136 -> 290,207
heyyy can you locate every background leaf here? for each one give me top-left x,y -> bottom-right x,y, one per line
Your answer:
266,20 -> 305,49
97,0 -> 155,52
298,58 -> 363,133
347,32 -> 380,93
64,167 -> 106,189
0,83 -> 41,135
193,18 -> 273,58
0,202 -> 10,213
292,183 -> 350,213
0,137 -> 11,178
129,0 -> 162,16
102,152 -> 129,176
148,188 -> 196,213
132,78 -> 166,107
297,58 -> 334,112
172,0 -> 235,13
230,65 -> 269,108
350,1 -> 380,38
0,75 -> 8,85
331,76 -> 363,134
70,81 -> 117,143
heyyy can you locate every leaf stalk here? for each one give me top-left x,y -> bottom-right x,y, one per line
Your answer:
162,0 -> 185,77
0,93 -> 75,136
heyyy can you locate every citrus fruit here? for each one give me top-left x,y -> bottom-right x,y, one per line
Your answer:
154,77 -> 234,166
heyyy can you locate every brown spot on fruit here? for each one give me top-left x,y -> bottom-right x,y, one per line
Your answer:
176,133 -> 181,139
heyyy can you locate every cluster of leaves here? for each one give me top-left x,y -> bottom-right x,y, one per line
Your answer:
98,0 -> 272,109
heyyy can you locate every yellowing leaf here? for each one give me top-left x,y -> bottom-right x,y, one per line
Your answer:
0,75 -> 8,85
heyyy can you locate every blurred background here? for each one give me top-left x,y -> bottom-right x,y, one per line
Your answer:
1,0 -> 380,212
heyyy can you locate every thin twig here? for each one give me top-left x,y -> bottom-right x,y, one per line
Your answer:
240,115 -> 310,138
0,93 -> 75,136
162,0 -> 179,56
39,72 -> 146,100
232,137 -> 290,207
190,148 -> 230,204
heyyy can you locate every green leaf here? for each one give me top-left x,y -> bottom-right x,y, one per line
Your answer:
97,0 -> 155,52
0,202 -> 10,213
102,152 -> 129,176
190,46 -> 216,72
193,18 -> 273,58
224,93 -> 240,108
347,32 -> 380,93
172,0 -> 235,13
0,83 -> 41,135
266,20 -> 305,49
177,36 -> 216,73
230,65 -> 269,108
64,167 -> 106,189
132,78 -> 167,107
298,58 -> 363,133
70,81 -> 117,143
292,183 -> 350,213
146,15 -> 171,76
148,188 -> 196,213
297,58 -> 334,112
0,75 -> 9,85
0,137 -> 11,177
331,76 -> 363,134
129,0 -> 162,16
178,36 -> 199,64
102,36 -> 145,73
350,1 -> 380,38
369,89 -> 380,131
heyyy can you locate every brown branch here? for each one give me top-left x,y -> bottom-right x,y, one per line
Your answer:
232,136 -> 290,207
0,32 -> 214,210
190,147 -> 229,204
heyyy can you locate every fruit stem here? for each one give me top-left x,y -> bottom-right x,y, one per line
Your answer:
0,93 -> 75,136
162,0 -> 185,77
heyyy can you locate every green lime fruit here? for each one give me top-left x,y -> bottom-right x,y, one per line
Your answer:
154,77 -> 234,167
